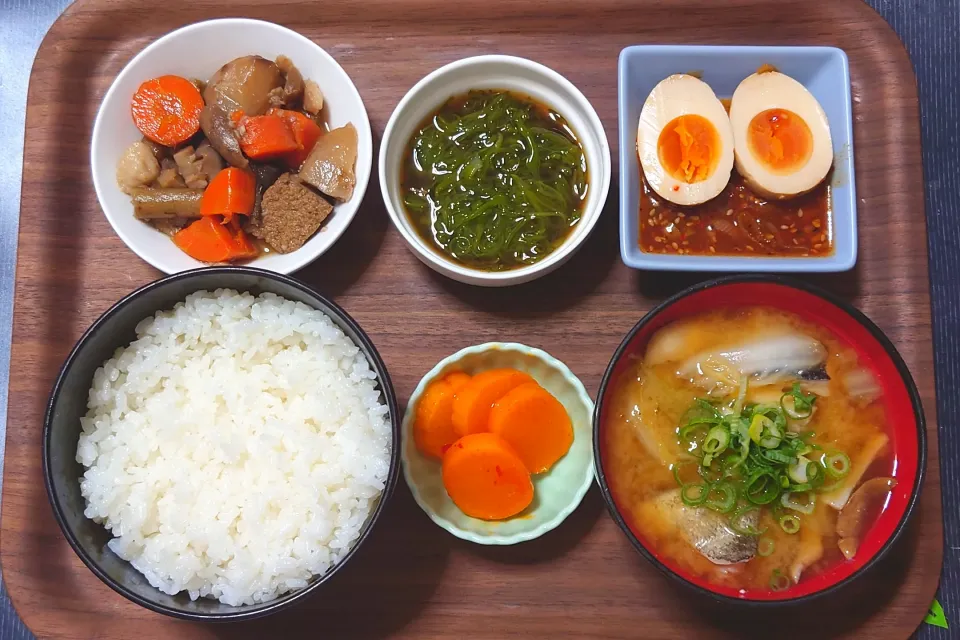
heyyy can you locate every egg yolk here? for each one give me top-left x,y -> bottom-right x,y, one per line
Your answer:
747,109 -> 813,173
657,114 -> 720,184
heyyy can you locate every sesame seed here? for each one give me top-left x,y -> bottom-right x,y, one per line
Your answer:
726,209 -> 734,216
671,242 -> 679,250
813,219 -> 821,228
746,245 -> 755,251
691,215 -> 700,221
798,209 -> 804,217
780,225 -> 789,230
820,233 -> 827,242
814,243 -> 823,249
709,246 -> 716,253
674,217 -> 681,225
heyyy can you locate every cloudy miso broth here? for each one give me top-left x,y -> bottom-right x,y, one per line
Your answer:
602,307 -> 895,594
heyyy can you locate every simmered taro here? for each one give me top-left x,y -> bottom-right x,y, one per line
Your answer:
116,54 -> 357,263
299,123 -> 358,201
400,90 -> 588,271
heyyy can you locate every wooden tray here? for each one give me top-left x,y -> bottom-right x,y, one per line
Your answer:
2,0 -> 942,638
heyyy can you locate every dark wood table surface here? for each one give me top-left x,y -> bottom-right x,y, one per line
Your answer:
0,0 -> 956,638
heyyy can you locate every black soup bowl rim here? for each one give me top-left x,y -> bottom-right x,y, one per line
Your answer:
42,265 -> 402,622
591,274 -> 926,607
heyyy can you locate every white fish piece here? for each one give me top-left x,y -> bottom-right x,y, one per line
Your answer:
822,432 -> 890,510
653,490 -> 758,565
678,334 -> 829,394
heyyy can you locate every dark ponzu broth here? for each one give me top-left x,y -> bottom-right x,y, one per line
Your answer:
639,172 -> 832,256
603,307 -> 894,595
401,90 -> 588,271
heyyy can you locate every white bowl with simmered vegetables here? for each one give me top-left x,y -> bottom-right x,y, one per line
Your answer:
379,55 -> 611,287
91,18 -> 373,275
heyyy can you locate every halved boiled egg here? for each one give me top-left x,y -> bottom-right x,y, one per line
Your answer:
729,71 -> 833,199
637,74 -> 735,206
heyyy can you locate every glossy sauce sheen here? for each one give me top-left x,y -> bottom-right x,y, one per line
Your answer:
639,172 -> 832,256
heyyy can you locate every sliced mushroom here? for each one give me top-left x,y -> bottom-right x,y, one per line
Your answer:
276,55 -> 304,104
303,79 -> 324,115
836,477 -> 897,560
199,105 -> 248,169
203,55 -> 283,116
116,141 -> 160,194
248,162 -> 285,235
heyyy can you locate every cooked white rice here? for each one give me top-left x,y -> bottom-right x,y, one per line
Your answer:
76,289 -> 391,606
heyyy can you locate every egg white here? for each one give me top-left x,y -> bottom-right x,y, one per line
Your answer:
637,74 -> 735,206
729,71 -> 833,199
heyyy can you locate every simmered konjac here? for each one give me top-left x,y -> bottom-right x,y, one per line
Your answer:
116,54 -> 358,262
603,307 -> 895,594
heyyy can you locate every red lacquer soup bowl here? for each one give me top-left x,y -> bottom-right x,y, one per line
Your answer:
593,275 -> 925,604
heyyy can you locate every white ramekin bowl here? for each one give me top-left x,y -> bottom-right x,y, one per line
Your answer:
379,55 -> 611,287
91,18 -> 373,275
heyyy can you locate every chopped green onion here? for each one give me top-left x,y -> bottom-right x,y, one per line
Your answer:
681,483 -> 709,506
758,537 -> 776,557
730,505 -> 766,536
805,460 -> 825,489
769,569 -> 792,591
779,514 -> 801,534
704,482 -> 737,514
781,491 -> 816,515
672,462 -> 693,487
702,425 -> 730,456
748,414 -> 771,444
824,452 -> 851,479
788,456 -> 811,484
781,383 -> 816,419
745,471 -> 780,505
733,375 -> 748,415
761,449 -> 796,465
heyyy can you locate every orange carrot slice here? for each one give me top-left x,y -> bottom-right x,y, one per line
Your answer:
442,433 -> 533,520
413,379 -> 460,460
444,371 -> 472,394
173,216 -> 237,263
451,368 -> 534,437
237,114 -> 299,160
268,108 -> 324,170
200,168 -> 256,221
131,75 -> 204,147
490,382 -> 573,473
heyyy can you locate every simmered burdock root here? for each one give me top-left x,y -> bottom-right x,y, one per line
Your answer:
299,123 -> 358,201
258,174 -> 333,253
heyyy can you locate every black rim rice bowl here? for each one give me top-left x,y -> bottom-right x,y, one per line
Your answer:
42,266 -> 401,621
592,274 -> 925,606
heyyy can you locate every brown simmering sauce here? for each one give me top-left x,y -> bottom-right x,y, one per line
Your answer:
639,171 -> 832,256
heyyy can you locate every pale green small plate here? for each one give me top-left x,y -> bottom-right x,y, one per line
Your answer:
401,342 -> 595,545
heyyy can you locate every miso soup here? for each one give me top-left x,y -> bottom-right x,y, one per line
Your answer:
602,307 -> 896,594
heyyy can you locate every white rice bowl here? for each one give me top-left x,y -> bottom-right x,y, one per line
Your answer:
76,289 -> 392,606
